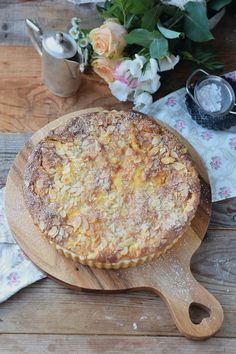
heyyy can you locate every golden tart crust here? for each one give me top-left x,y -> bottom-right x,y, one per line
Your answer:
23,110 -> 200,269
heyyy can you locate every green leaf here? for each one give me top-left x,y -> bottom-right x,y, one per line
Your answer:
125,29 -> 157,48
125,14 -> 137,29
163,9 -> 184,29
96,4 -> 106,14
141,5 -> 162,31
130,0 -> 155,15
149,35 -> 168,59
97,0 -> 133,25
81,28 -> 90,35
157,22 -> 182,39
209,0 -> 232,11
181,48 -> 223,71
184,2 -> 214,42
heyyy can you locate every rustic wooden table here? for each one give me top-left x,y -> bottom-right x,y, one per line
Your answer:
0,1 -> 236,353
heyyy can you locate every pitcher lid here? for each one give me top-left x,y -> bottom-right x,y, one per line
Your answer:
42,32 -> 77,59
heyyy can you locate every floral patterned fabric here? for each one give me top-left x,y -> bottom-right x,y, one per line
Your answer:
140,71 -> 236,202
0,189 -> 45,303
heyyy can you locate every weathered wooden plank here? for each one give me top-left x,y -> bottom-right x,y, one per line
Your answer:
0,334 -> 236,354
0,13 -> 235,132
210,199 -> 236,229
0,133 -> 31,188
0,46 -> 130,133
0,0 -> 101,45
0,230 -> 235,337
0,12 -> 235,133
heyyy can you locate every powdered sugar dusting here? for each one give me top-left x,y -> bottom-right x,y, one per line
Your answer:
197,83 -> 222,113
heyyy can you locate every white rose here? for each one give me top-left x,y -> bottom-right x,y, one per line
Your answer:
139,75 -> 161,94
114,59 -> 131,77
109,80 -> 132,101
134,92 -> 153,110
158,54 -> 180,72
108,57 -> 161,104
129,55 -> 147,78
139,58 -> 158,81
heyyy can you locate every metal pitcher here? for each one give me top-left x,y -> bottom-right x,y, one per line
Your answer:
26,18 -> 81,97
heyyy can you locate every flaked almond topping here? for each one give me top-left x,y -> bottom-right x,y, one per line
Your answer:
160,238 -> 167,245
119,246 -> 128,256
152,136 -> 160,146
61,185 -> 70,193
119,238 -> 134,248
161,157 -> 175,164
93,235 -> 101,247
107,125 -> 115,133
69,215 -> 82,229
39,221 -> 46,232
60,210 -> 67,218
170,150 -> 178,159
159,147 -> 166,155
173,162 -> 185,170
48,226 -> 58,238
54,181 -> 62,190
148,147 -> 160,156
180,147 -> 188,154
59,227 -> 65,237
70,187 -> 78,193
68,199 -> 74,207
99,238 -> 108,249
129,244 -> 138,256
81,216 -> 89,231
131,140 -> 140,152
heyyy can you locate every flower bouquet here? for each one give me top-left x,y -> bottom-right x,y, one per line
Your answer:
69,0 -> 231,109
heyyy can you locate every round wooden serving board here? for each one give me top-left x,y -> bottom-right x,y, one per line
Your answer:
5,108 -> 223,340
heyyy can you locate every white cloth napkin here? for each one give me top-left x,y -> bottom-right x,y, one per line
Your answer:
0,189 -> 45,303
1,70 -> 236,303
140,70 -> 236,202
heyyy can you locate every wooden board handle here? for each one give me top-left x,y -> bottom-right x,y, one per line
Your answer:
152,271 -> 224,340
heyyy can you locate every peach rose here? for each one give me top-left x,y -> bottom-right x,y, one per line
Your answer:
92,57 -> 118,83
89,19 -> 127,59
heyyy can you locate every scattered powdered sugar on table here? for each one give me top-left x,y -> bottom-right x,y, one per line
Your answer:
196,83 -> 222,112
117,322 -> 124,327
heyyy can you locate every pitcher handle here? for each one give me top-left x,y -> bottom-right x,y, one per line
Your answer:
25,18 -> 43,56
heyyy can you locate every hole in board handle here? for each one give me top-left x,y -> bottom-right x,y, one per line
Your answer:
189,302 -> 211,324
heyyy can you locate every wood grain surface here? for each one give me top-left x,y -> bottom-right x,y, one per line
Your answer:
0,10 -> 235,133
0,46 -> 131,132
1,335 -> 236,354
0,0 -> 101,45
0,1 -> 236,352
5,108 -> 225,340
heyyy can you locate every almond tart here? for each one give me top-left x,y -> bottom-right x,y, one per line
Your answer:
23,110 -> 200,269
